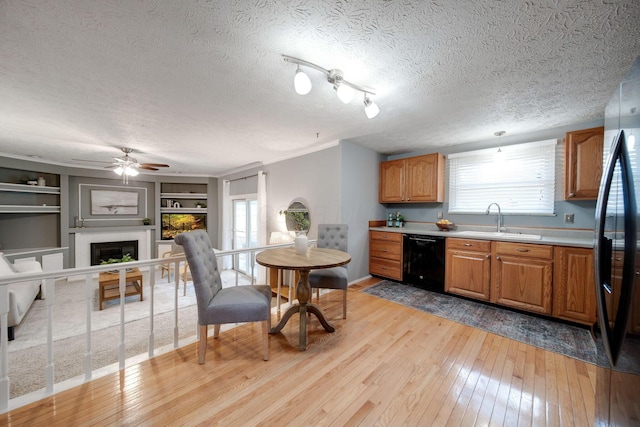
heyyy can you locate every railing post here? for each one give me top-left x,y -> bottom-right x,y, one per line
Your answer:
118,269 -> 126,370
84,273 -> 93,381
0,285 -> 9,412
148,267 -> 155,358
173,261 -> 179,348
45,277 -> 56,394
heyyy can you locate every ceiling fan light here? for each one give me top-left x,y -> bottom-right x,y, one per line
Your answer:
294,68 -> 312,95
336,83 -> 355,104
126,166 -> 139,176
363,96 -> 380,119
114,166 -> 124,175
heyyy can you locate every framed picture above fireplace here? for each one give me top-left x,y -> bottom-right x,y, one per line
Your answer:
91,189 -> 139,215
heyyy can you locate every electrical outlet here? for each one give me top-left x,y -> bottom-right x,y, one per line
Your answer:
437,211 -> 443,219
564,213 -> 574,224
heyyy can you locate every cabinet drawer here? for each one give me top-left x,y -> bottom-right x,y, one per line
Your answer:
370,258 -> 403,280
370,231 -> 403,243
370,240 -> 402,261
446,238 -> 491,252
494,241 -> 553,259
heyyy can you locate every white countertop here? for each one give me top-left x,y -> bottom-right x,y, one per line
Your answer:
369,226 -> 594,248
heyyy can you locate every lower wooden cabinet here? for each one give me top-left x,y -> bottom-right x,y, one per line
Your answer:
553,246 -> 596,325
492,241 -> 554,315
445,238 -> 491,301
369,231 -> 403,281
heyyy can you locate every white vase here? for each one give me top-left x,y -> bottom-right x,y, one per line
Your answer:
295,233 -> 308,255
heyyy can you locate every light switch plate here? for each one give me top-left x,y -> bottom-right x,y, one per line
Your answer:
564,213 -> 574,223
437,211 -> 443,219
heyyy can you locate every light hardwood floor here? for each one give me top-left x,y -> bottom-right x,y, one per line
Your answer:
2,278 -> 595,426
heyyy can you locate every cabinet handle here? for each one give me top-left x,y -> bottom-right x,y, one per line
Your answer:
569,192 -> 575,197
516,248 -> 530,252
486,255 -> 490,259
382,249 -> 388,252
464,243 -> 473,247
496,256 -> 501,260
615,257 -> 622,261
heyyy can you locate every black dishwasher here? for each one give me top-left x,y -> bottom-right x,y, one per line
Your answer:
403,234 -> 445,292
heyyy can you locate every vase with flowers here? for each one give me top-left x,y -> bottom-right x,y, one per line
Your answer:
280,209 -> 310,254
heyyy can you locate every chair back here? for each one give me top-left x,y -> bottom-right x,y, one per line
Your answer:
317,224 -> 348,252
174,231 -> 223,324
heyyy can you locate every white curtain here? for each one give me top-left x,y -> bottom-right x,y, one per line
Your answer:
256,170 -> 267,283
221,180 -> 232,269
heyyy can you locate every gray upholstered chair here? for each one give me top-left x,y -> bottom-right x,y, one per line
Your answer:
174,230 -> 271,364
309,224 -> 349,319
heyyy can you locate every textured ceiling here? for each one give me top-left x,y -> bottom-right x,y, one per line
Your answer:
1,0 -> 640,176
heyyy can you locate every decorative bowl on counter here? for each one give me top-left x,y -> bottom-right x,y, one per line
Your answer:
436,221 -> 454,231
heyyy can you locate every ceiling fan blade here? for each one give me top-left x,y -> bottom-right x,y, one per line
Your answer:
140,163 -> 169,168
104,165 -> 117,169
139,165 -> 159,171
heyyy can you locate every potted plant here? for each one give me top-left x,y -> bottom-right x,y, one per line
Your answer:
280,209 -> 310,234
142,218 -> 151,225
100,253 -> 136,272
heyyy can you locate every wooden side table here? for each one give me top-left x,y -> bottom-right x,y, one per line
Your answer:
98,268 -> 143,310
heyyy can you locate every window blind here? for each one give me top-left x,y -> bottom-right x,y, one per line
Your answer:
448,139 -> 557,214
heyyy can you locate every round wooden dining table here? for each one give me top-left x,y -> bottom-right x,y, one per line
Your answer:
256,246 -> 351,351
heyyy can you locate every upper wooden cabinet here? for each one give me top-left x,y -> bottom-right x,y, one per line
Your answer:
564,126 -> 604,200
379,153 -> 445,203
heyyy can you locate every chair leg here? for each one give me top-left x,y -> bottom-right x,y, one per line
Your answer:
213,324 -> 221,338
198,324 -> 208,364
262,319 -> 269,361
342,289 -> 347,319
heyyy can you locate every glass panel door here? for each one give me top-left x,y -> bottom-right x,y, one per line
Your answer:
232,197 -> 257,274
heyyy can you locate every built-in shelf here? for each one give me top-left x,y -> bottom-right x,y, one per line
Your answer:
160,207 -> 208,214
160,192 -> 207,199
0,182 -> 61,194
0,205 -> 61,213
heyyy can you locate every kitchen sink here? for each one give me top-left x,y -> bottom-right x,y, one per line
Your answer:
456,231 -> 542,240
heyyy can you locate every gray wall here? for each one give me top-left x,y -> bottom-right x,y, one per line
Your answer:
218,141 -> 384,282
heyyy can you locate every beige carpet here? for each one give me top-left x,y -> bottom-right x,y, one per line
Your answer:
8,269 -> 252,399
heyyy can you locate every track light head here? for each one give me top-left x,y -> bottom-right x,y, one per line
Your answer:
294,66 -> 312,95
363,95 -> 380,119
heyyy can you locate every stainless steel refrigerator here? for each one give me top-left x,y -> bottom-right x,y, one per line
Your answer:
594,56 -> 640,426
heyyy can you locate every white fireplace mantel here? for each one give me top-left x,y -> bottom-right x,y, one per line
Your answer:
75,229 -> 151,268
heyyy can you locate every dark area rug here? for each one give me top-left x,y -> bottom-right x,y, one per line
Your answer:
363,280 -> 607,366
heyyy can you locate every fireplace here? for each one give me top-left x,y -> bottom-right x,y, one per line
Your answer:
91,240 -> 138,266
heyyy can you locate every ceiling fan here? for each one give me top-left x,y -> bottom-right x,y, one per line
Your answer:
74,147 -> 169,183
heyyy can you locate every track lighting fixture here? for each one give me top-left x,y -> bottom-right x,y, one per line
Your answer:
283,54 -> 379,119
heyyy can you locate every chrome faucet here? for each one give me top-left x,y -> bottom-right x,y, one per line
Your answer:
485,202 -> 503,232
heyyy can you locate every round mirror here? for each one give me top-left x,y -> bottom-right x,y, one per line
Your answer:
281,199 -> 310,234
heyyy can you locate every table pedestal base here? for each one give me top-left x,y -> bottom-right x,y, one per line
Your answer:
269,302 -> 335,350
268,270 -> 335,350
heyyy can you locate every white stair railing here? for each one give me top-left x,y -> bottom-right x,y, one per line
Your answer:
0,239 -> 311,413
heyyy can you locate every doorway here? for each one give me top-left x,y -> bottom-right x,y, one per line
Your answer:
232,197 -> 257,274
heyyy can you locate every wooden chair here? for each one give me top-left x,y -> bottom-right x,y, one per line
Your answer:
160,242 -> 191,295
174,231 -> 271,364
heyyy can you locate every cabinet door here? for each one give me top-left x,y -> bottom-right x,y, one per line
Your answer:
379,159 -> 405,203
564,126 -> 604,200
445,249 -> 491,301
553,247 -> 596,324
405,154 -> 444,202
492,255 -> 553,314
